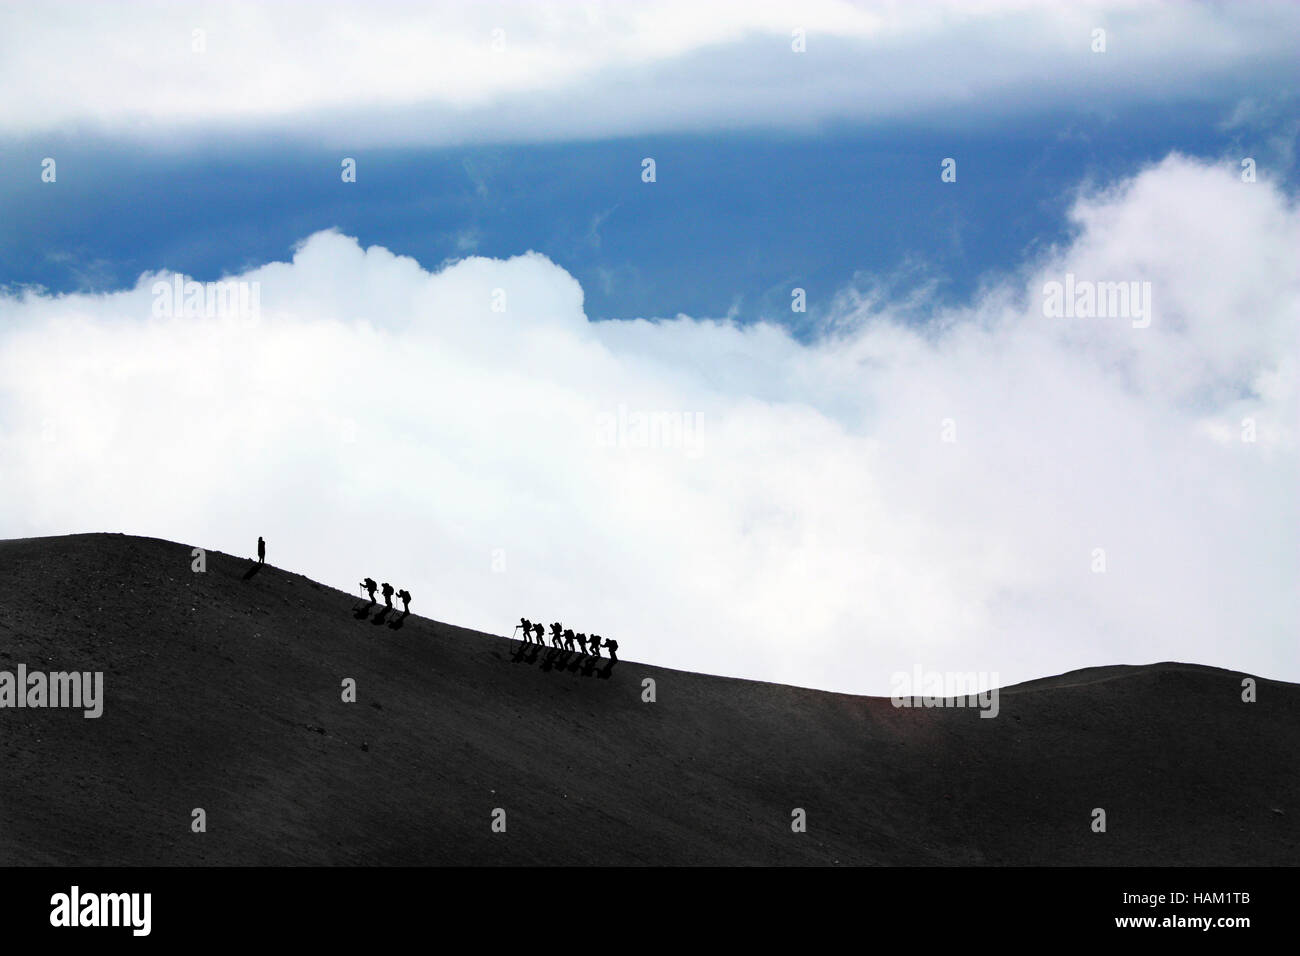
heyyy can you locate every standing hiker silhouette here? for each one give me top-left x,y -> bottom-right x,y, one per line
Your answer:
532,622 -> 545,644
381,582 -> 394,609
257,536 -> 265,565
588,634 -> 602,658
398,588 -> 411,614
362,577 -> 378,603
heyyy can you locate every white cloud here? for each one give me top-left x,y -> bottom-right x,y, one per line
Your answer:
1,154 -> 1295,693
3,1 -> 1298,144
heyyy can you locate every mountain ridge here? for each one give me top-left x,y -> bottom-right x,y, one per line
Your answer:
1,532 -> 1295,865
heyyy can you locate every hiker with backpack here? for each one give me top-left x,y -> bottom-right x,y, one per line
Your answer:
398,589 -> 411,614
361,577 -> 378,603
381,582 -> 394,609
588,634 -> 602,658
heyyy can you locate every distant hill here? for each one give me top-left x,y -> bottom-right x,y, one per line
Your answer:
1,533 -> 1295,865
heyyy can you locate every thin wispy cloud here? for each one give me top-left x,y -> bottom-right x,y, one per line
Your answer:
3,1 -> 1297,145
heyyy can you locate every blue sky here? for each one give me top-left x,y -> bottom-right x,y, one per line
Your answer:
3,100 -> 1294,332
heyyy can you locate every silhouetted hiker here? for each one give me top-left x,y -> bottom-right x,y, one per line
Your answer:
604,638 -> 619,661
532,622 -> 544,644
381,582 -> 394,609
588,634 -> 602,658
518,617 -> 532,642
362,577 -> 378,603
398,589 -> 411,614
550,623 -> 563,648
562,628 -> 576,651
257,536 -> 265,565
575,632 -> 588,654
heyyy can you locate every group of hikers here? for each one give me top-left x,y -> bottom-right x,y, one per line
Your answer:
360,576 -> 412,614
253,539 -> 619,656
514,618 -> 619,660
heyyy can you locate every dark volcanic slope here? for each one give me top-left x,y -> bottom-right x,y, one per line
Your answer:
1,533 -> 1296,865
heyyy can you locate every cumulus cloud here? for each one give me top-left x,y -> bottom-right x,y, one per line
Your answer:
1,154 -> 1295,693
3,1 -> 1298,144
